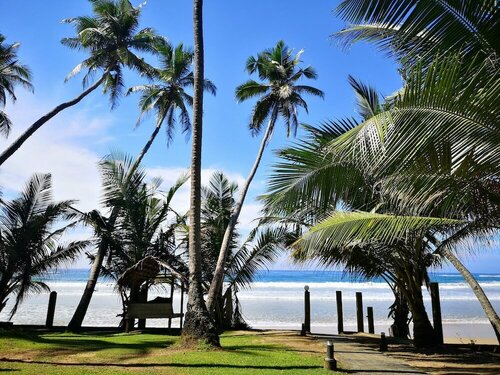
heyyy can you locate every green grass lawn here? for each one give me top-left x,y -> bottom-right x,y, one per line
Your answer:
0,329 -> 339,374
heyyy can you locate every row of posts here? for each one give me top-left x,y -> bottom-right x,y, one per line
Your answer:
302,282 -> 443,343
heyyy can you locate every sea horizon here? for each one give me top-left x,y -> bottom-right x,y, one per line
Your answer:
2,269 -> 499,343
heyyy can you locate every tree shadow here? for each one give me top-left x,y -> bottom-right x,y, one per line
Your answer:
0,330 -> 175,356
0,358 -> 320,371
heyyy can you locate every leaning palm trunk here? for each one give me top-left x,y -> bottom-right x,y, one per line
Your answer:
206,117 -> 275,312
440,247 -> 500,343
0,72 -> 108,166
67,227 -> 112,331
135,122 -> 162,164
182,0 -> 219,347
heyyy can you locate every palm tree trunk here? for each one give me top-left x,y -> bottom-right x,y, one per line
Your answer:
181,0 -> 219,347
440,247 -> 500,344
135,122 -> 162,165
0,73 -> 108,166
396,270 -> 438,348
0,273 -> 11,315
67,215 -> 115,331
206,117 -> 275,312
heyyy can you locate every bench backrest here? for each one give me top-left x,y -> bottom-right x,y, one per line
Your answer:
127,303 -> 174,319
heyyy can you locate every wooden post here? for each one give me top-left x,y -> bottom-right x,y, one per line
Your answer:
430,282 -> 444,345
367,306 -> 374,334
138,287 -> 148,329
336,291 -> 344,334
45,291 -> 57,328
168,277 -> 175,329
304,285 -> 311,333
380,332 -> 388,351
356,292 -> 364,332
179,282 -> 185,329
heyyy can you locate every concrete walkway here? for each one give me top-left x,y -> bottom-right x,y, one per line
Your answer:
314,333 -> 428,374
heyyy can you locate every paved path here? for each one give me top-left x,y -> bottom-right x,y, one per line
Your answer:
314,333 -> 428,374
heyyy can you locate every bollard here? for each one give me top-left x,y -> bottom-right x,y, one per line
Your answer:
367,306 -> 374,334
324,340 -> 337,370
45,291 -> 57,328
336,291 -> 344,334
430,282 -> 444,345
380,332 -> 388,351
356,292 -> 364,332
304,285 -> 311,333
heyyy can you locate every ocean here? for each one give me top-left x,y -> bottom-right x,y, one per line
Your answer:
1,269 -> 499,342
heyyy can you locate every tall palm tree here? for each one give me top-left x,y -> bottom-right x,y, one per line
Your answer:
178,171 -> 290,330
0,174 -> 88,317
0,34 -> 33,135
182,0 -> 220,346
127,42 -> 216,162
206,41 -> 324,312
0,0 -> 163,166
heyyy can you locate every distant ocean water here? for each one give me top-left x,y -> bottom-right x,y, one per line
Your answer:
1,269 -> 499,341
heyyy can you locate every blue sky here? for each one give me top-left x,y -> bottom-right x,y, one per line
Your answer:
1,0 -> 498,272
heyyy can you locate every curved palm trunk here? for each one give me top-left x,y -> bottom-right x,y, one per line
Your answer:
441,247 -> 500,343
135,122 -> 162,164
206,117 -> 275,312
0,73 -> 107,166
182,0 -> 219,347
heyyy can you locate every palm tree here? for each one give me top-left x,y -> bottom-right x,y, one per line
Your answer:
0,0 -> 164,166
206,41 -> 324,312
182,0 -> 220,346
329,1 -> 500,342
178,171 -> 290,330
68,151 -> 158,331
68,42 -> 207,332
0,34 -> 33,135
127,42 -> 216,161
0,174 -> 88,317
94,155 -> 187,328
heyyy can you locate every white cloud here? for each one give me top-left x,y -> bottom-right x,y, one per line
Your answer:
0,94 -> 265,269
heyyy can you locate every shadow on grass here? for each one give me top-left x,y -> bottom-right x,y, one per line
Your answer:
0,330 -> 175,356
0,358 -> 320,371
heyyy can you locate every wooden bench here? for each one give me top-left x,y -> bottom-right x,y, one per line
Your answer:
125,297 -> 183,332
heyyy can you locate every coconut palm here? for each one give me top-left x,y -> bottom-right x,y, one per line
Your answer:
0,174 -> 88,317
127,42 -> 216,161
0,34 -> 33,135
206,40 -> 324,313
182,0 -> 219,346
0,0 -> 164,166
178,171 -> 290,330
263,117 -> 500,345
93,155 -> 188,327
334,0 -> 499,70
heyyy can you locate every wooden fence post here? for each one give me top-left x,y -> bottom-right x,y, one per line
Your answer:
45,291 -> 57,328
304,285 -> 311,333
336,291 -> 343,334
367,306 -> 374,334
356,292 -> 364,332
430,282 -> 444,345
